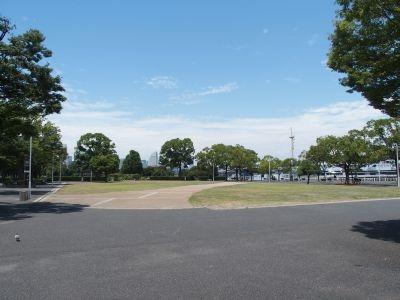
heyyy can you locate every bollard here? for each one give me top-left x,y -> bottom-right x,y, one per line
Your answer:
19,191 -> 29,201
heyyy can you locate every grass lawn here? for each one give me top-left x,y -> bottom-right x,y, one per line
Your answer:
59,180 -> 208,195
189,182 -> 400,208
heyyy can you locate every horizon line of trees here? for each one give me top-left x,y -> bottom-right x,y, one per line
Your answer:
62,117 -> 399,184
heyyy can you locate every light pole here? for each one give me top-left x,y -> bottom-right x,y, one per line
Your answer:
212,162 -> 215,183
212,152 -> 215,183
28,136 -> 32,199
51,153 -> 54,185
395,143 -> 400,188
268,157 -> 271,183
59,156 -> 62,182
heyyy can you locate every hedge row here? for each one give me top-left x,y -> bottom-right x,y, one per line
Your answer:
59,176 -> 105,182
149,176 -> 226,181
56,175 -> 227,182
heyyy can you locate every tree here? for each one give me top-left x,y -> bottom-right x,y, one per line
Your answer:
307,141 -> 331,180
230,145 -> 259,181
0,16 -> 66,182
297,152 -> 319,184
280,158 -> 297,180
195,147 -> 219,180
32,121 -> 66,179
328,0 -> 400,117
89,154 -> 119,181
0,17 -> 65,141
259,155 -> 281,180
364,118 -> 400,161
74,133 -> 118,179
210,144 -> 233,181
142,166 -> 173,177
121,150 -> 143,174
259,155 -> 273,176
0,120 -> 65,183
316,132 -> 373,184
159,138 -> 195,176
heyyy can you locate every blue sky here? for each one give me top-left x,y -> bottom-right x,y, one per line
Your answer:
3,0 -> 383,159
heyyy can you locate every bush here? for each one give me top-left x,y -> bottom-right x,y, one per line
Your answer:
143,166 -> 173,177
118,173 -> 141,180
59,175 -> 105,182
2,176 -> 14,186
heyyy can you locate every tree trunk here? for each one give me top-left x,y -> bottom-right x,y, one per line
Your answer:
178,165 -> 182,177
344,165 -> 350,184
307,174 -> 310,184
225,165 -> 228,181
235,169 -> 239,181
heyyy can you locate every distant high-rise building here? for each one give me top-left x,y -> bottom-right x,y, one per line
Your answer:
148,151 -> 159,167
141,160 -> 148,168
65,155 -> 73,167
119,158 -> 124,169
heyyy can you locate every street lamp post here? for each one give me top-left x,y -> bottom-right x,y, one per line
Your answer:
395,143 -> 400,188
268,158 -> 271,183
28,136 -> 32,199
212,162 -> 215,183
51,154 -> 54,185
59,156 -> 62,182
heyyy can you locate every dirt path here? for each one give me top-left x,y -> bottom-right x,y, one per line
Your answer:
45,182 -> 241,209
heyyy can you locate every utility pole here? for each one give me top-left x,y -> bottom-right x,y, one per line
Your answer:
289,128 -> 295,181
28,136 -> 32,199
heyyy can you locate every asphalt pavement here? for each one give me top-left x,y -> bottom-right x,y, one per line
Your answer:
0,185 -> 59,203
1,199 -> 400,299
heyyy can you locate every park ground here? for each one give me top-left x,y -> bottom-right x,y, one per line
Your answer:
44,181 -> 400,210
189,182 -> 400,208
58,180 -> 210,195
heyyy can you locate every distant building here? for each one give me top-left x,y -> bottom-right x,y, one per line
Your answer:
141,160 -> 148,168
362,159 -> 396,173
148,152 -> 159,167
65,155 -> 73,167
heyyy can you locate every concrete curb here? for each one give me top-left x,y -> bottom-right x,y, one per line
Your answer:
33,186 -> 62,203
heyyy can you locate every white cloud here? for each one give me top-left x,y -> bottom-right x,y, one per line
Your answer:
146,76 -> 177,89
197,82 -> 238,96
169,82 -> 239,105
49,100 -> 384,161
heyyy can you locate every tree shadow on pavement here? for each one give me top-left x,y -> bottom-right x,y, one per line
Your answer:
351,220 -> 400,243
0,202 -> 88,221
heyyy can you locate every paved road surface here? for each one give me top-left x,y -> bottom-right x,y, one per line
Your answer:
0,185 -> 59,203
1,199 -> 400,299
